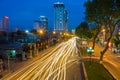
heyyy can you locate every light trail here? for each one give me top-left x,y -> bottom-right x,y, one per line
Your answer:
2,37 -> 81,80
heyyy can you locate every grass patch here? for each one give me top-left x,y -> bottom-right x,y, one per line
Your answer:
81,48 -> 89,56
84,61 -> 114,80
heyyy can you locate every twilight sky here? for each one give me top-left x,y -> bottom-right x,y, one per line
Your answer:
0,0 -> 87,31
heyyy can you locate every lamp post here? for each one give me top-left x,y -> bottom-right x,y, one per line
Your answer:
53,31 -> 56,35
7,52 -> 10,72
25,30 -> 33,58
86,47 -> 94,65
39,29 -> 44,35
102,28 -> 106,41
29,44 -> 33,58
101,28 -> 106,46
52,31 -> 56,45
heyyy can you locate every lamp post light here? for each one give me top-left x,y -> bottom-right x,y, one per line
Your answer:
25,30 -> 29,33
102,29 -> 105,32
39,29 -> 44,35
25,30 -> 33,58
60,32 -> 62,35
53,31 -> 56,35
101,28 -> 106,46
118,31 -> 120,35
86,47 -> 94,65
102,28 -> 106,40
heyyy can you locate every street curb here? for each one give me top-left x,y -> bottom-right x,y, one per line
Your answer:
81,62 -> 88,80
102,62 -> 117,80
81,57 -> 116,80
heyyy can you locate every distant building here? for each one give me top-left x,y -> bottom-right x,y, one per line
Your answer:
33,20 -> 40,30
33,16 -> 48,31
40,16 -> 48,30
0,16 -> 9,32
0,20 -> 2,30
2,16 -> 9,32
54,2 -> 68,32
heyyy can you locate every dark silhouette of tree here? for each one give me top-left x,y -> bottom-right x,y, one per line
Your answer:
84,0 -> 120,61
75,22 -> 92,39
31,29 -> 38,35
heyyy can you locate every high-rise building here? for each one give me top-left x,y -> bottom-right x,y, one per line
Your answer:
33,16 -> 48,31
54,2 -> 68,32
40,16 -> 48,30
2,16 -> 9,32
64,10 -> 68,31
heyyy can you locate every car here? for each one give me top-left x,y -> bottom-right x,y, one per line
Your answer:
112,48 -> 120,53
81,41 -> 87,45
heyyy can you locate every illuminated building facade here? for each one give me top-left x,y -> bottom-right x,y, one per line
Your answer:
40,16 -> 48,30
54,2 -> 68,32
0,16 -> 9,32
34,20 -> 40,30
33,16 -> 48,31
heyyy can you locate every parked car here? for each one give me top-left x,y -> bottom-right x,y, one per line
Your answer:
81,41 -> 87,45
112,48 -> 120,53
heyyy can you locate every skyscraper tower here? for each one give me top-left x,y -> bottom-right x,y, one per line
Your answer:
2,16 -> 9,32
54,2 -> 68,32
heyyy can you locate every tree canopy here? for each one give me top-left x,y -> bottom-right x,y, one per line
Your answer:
75,22 -> 92,39
84,0 -> 120,61
84,0 -> 120,23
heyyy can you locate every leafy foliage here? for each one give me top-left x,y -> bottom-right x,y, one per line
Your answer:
84,0 -> 120,61
75,22 -> 92,39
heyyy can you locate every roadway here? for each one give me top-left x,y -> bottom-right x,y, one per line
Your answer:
2,37 -> 82,80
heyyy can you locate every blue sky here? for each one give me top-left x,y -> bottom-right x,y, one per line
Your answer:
0,0 -> 87,31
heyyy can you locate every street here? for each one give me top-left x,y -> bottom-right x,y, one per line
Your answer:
2,37 -> 82,80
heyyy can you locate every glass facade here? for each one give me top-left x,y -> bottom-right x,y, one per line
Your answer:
33,16 -> 48,31
54,2 -> 68,32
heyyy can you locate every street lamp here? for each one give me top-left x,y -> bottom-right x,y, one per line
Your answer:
60,32 -> 62,35
101,28 -> 106,46
53,31 -> 56,35
118,31 -> 120,35
25,30 -> 29,33
86,47 -> 94,65
39,29 -> 44,35
102,29 -> 106,32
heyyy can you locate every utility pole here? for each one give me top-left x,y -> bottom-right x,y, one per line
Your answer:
7,53 -> 10,72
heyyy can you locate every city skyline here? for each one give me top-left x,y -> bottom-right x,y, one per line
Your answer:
0,0 -> 87,31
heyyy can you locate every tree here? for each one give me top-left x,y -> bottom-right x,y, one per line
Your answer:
31,29 -> 38,35
84,0 -> 120,61
75,22 -> 92,39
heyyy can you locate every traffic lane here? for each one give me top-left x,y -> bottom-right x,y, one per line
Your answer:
2,43 -> 64,80
2,37 -> 82,80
